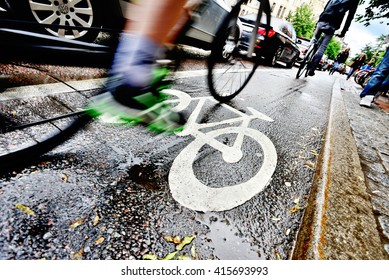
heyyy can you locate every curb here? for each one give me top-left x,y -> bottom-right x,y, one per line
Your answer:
292,77 -> 388,260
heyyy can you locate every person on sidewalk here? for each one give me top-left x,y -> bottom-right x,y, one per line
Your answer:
360,48 -> 389,108
86,0 -> 196,134
329,47 -> 350,75
360,62 -> 372,71
307,0 -> 359,76
346,53 -> 367,80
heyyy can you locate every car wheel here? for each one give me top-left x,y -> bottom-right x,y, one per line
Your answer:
287,55 -> 297,68
268,45 -> 282,67
25,0 -> 103,42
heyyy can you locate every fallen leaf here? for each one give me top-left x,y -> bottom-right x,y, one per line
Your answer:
271,217 -> 281,222
165,235 -> 174,243
142,254 -> 158,260
93,214 -> 100,226
71,246 -> 84,260
173,236 -> 182,244
95,237 -> 105,244
290,197 -> 305,213
191,244 -> 199,259
70,218 -> 86,229
178,255 -> 192,260
162,251 -> 178,260
285,229 -> 291,236
61,173 -> 68,182
310,150 -> 319,157
304,161 -> 315,169
176,235 -> 196,251
15,204 -> 36,216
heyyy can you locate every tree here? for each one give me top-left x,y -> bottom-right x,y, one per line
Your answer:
356,0 -> 389,26
324,38 -> 342,60
286,4 -> 315,38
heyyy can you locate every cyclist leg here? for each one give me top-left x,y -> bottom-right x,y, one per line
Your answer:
87,0 -> 188,133
308,22 -> 334,76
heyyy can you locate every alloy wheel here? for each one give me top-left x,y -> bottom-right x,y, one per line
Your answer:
28,0 -> 95,40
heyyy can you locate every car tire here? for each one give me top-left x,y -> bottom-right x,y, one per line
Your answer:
287,56 -> 297,68
266,45 -> 282,67
18,0 -> 103,42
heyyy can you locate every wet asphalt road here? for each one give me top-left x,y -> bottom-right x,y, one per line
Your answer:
0,53 -> 335,260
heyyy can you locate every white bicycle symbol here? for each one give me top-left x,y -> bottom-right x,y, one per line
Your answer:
164,89 -> 277,212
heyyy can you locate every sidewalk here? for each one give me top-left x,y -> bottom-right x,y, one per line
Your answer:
293,75 -> 389,260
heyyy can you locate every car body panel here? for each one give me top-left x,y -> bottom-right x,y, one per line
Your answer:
295,36 -> 310,62
238,14 -> 300,67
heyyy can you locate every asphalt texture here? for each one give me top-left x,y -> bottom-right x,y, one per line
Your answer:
0,61 -> 388,260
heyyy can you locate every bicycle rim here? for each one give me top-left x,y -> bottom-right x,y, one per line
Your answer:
0,92 -> 92,172
207,0 -> 271,102
296,60 -> 307,79
296,47 -> 314,79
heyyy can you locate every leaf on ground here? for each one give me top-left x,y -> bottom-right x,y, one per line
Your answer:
178,255 -> 192,260
162,251 -> 178,260
142,254 -> 158,260
290,197 -> 305,213
176,235 -> 196,251
310,150 -> 319,157
93,214 -> 100,226
69,218 -> 86,229
271,217 -> 281,222
165,235 -> 182,244
304,161 -> 316,169
71,246 -> 84,260
191,244 -> 199,259
15,204 -> 36,216
61,173 -> 69,182
95,237 -> 105,244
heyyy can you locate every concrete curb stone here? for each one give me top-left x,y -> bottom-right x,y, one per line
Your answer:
292,77 -> 388,260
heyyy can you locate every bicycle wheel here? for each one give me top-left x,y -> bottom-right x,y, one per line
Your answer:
296,46 -> 315,79
207,0 -> 271,102
0,91 -> 93,172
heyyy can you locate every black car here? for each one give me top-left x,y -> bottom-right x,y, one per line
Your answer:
238,14 -> 300,68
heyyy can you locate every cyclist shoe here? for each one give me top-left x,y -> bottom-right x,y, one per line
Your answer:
86,69 -> 186,134
359,95 -> 374,108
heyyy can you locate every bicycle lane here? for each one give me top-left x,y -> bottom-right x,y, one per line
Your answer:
1,67 -> 334,260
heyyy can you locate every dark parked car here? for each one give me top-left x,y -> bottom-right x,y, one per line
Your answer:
238,13 -> 300,68
1,0 -> 238,50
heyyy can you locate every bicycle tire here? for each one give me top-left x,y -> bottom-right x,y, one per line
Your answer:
207,0 -> 271,102
296,46 -> 315,79
0,96 -> 93,172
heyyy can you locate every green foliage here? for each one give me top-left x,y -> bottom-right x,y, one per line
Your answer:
358,35 -> 388,66
356,0 -> 389,26
287,3 -> 315,38
324,38 -> 342,60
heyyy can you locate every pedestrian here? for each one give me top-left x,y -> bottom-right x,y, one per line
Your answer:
360,48 -> 389,107
86,0 -> 197,134
329,47 -> 350,75
360,62 -> 372,71
346,53 -> 367,80
307,0 -> 359,76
